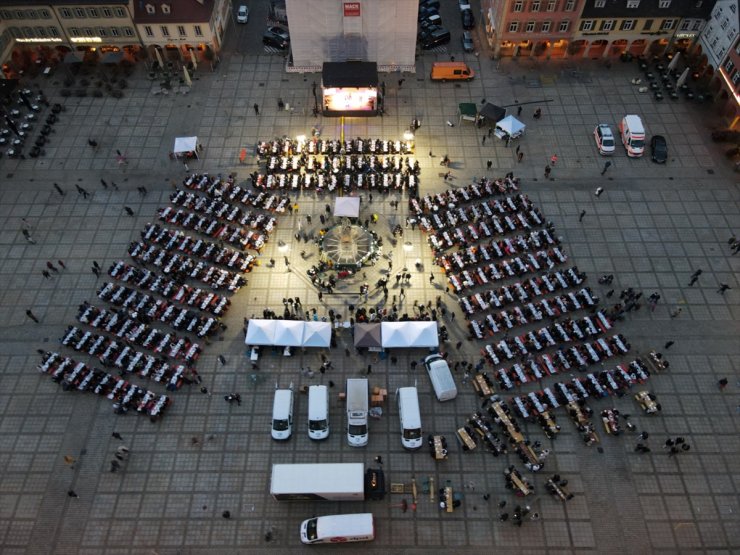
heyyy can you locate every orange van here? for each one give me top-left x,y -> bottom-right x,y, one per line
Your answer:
430,62 -> 474,82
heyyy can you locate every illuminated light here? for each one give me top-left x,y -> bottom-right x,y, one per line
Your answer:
296,134 -> 306,142
16,38 -> 63,43
323,87 -> 377,112
403,242 -> 413,252
71,37 -> 103,43
403,130 -> 414,141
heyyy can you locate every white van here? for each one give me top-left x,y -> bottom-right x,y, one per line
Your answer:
300,513 -> 375,544
271,388 -> 294,441
308,385 -> 330,440
423,354 -> 458,401
397,387 -> 422,450
619,115 -> 645,157
346,379 -> 369,447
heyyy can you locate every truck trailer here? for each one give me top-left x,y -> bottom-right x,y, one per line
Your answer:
270,463 -> 365,501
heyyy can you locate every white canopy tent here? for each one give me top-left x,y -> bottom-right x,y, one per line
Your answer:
173,136 -> 199,158
380,321 -> 439,348
302,321 -> 332,347
245,319 -> 277,345
494,115 -> 526,139
334,197 -> 361,218
273,320 -> 305,347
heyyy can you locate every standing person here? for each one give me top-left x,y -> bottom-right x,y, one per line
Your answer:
57,260 -> 66,270
482,135 -> 487,146
516,145 -> 521,154
517,105 -> 522,116
601,161 -> 612,175
42,270 -> 51,279
544,165 -> 551,178
100,179 -> 108,189
579,210 -> 586,222
53,183 -> 65,196
46,261 -> 59,273
688,269 -> 702,286
253,103 -> 260,115
664,340 -> 674,349
123,206 -> 134,216
487,160 -> 492,170
594,187 -> 604,197
718,378 -> 728,390
26,309 -> 40,323
22,229 -> 36,244
550,154 -> 558,165
92,266 -> 101,278
517,151 -> 524,163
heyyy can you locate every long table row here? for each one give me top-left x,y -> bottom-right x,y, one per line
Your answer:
183,174 -> 291,213
257,137 -> 413,157
409,178 -> 521,216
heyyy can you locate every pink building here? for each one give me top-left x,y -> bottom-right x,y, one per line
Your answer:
481,0 -> 586,58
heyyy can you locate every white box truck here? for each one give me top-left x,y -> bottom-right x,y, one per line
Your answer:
300,513 -> 375,544
270,463 -> 365,501
346,379 -> 369,447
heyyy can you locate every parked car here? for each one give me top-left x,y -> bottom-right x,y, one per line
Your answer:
461,31 -> 474,52
420,27 -> 451,49
461,8 -> 475,29
418,6 -> 439,21
419,0 -> 441,10
263,30 -> 289,50
458,0 -> 472,10
419,14 -> 442,33
237,5 -> 249,23
593,124 -> 615,155
650,135 -> 668,163
267,26 -> 290,42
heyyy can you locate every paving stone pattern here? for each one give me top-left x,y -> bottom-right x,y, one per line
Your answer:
0,43 -> 738,555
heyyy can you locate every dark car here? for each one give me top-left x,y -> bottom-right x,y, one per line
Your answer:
461,30 -> 474,52
421,27 -> 451,49
419,0 -> 441,10
267,26 -> 289,42
461,8 -> 475,29
418,6 -> 439,21
650,135 -> 668,163
263,29 -> 289,50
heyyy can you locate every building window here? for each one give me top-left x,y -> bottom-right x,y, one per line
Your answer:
621,19 -> 635,30
145,25 -> 154,37
732,70 -> 739,85
83,27 -> 94,37
658,0 -> 671,6
661,19 -> 675,30
23,27 -> 35,38
9,27 -> 22,39
565,0 -> 575,10
39,8 -> 50,18
114,7 -> 125,17
594,0 -> 606,7
102,7 -> 112,17
60,8 -> 72,18
513,1 -> 524,12
194,25 -> 203,36
69,27 -> 80,37
48,26 -> 59,37
0,10 -> 12,19
146,4 -> 155,14
580,20 -> 594,31
532,1 -> 541,11
162,4 -> 171,14
75,8 -> 86,18
601,19 -> 614,30
547,0 -> 556,10
178,25 -> 186,36
87,8 -> 98,17
28,10 -> 38,19
15,10 -> 25,19
679,19 -> 690,30
725,58 -> 735,72
98,27 -> 107,37
161,25 -> 170,37
124,27 -> 134,36
559,20 -> 570,31
541,20 -> 551,31
110,27 -> 120,37
525,20 -> 536,31
626,0 -> 640,7
643,19 -> 653,30
36,26 -> 47,37
509,21 -> 520,32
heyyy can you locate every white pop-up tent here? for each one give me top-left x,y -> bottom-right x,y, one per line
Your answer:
245,319 -> 277,345
380,321 -> 439,348
173,136 -> 199,158
334,196 -> 361,218
302,321 -> 332,347
494,115 -> 526,139
273,320 -> 305,347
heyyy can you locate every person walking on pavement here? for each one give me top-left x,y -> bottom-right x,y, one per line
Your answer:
53,183 -> 65,196
253,103 -> 260,115
664,340 -> 674,349
517,151 -> 524,163
717,283 -> 731,294
92,266 -> 101,278
601,161 -> 612,175
487,160 -> 492,170
75,184 -> 90,199
26,309 -> 40,323
594,187 -> 604,197
550,154 -> 558,165
100,179 -> 108,189
718,378 -> 728,390
42,270 -> 52,279
517,105 -> 523,116
544,165 -> 551,178
688,269 -> 702,286
579,210 -> 586,222
124,206 -> 134,216
482,135 -> 486,146
22,229 -> 36,244
57,260 -> 66,270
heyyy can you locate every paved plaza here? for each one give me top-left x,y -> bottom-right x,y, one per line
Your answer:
0,23 -> 739,555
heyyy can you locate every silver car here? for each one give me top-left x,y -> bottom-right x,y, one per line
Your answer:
462,31 -> 474,52
594,124 -> 615,155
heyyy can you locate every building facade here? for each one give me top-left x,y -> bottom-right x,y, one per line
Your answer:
284,0 -> 417,72
696,0 -> 739,126
571,0 -> 715,60
132,0 -> 232,65
482,0 -> 586,59
0,0 -> 140,77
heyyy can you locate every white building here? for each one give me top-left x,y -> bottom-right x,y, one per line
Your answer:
285,0 -> 417,72
698,0 -> 738,67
